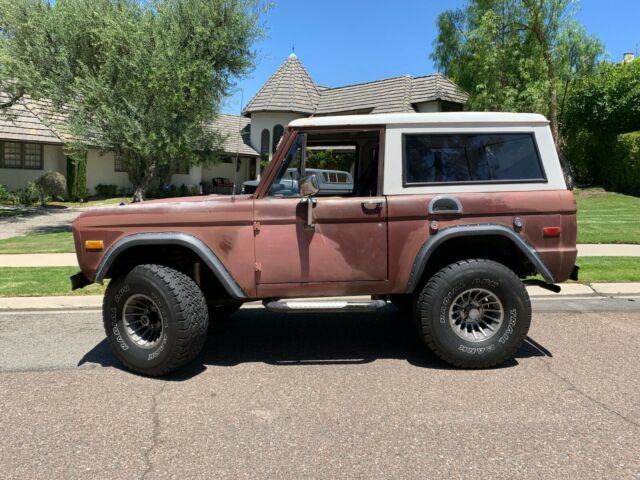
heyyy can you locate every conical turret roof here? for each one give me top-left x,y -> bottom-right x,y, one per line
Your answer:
242,54 -> 320,115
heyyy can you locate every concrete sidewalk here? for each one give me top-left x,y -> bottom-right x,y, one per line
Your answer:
1,243 -> 640,267
1,284 -> 639,311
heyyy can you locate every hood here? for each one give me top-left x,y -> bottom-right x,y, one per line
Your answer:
73,194 -> 254,228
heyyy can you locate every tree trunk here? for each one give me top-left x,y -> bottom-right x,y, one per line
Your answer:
131,159 -> 156,202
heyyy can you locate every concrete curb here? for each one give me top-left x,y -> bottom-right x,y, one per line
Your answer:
1,285 -> 640,312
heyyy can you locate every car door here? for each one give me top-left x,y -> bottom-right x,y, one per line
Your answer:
253,130 -> 388,287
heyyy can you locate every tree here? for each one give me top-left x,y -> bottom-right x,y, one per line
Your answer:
0,0 -> 265,201
565,58 -> 640,134
432,0 -> 602,145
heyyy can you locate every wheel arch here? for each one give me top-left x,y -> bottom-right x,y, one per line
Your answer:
94,232 -> 246,300
405,224 -> 554,293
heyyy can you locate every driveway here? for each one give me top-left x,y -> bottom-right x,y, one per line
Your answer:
0,299 -> 638,479
0,207 -> 82,239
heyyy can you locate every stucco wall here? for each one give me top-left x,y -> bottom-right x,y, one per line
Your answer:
201,157 -> 255,193
249,112 -> 305,160
85,150 -> 132,195
413,101 -> 441,113
170,164 -> 202,189
1,144 -> 66,191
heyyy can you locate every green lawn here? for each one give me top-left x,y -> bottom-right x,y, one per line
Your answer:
575,189 -> 640,244
0,231 -> 75,254
0,267 -> 107,297
574,257 -> 640,283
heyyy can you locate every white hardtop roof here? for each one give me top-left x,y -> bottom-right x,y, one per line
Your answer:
289,112 -> 549,128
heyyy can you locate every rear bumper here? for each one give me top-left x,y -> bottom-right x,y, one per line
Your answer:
570,265 -> 580,281
70,272 -> 92,291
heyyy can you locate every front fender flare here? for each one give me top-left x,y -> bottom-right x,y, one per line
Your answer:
405,224 -> 555,293
94,232 -> 246,299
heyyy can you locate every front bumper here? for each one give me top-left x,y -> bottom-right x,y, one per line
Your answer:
70,272 -> 92,291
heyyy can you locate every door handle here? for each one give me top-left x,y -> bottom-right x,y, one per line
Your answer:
300,197 -> 317,230
428,195 -> 462,215
361,200 -> 383,211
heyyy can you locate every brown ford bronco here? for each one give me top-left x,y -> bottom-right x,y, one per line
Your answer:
71,112 -> 578,376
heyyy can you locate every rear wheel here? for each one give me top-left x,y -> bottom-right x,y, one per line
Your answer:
416,259 -> 531,368
103,264 -> 208,376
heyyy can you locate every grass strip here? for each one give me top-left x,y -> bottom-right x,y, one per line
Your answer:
0,231 -> 75,254
0,267 -> 106,297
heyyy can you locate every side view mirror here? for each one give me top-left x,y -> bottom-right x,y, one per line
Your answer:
299,173 -> 319,197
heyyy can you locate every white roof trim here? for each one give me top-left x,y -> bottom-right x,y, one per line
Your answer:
289,112 -> 549,128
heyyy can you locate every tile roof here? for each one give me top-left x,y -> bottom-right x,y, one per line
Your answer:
0,93 -> 63,144
243,55 -> 468,116
243,53 -> 320,115
206,113 -> 258,157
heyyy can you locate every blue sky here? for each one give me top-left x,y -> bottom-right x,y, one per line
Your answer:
222,0 -> 640,114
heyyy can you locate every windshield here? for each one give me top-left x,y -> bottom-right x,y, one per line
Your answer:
267,133 -> 305,197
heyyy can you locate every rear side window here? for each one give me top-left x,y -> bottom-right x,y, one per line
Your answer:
403,133 -> 546,185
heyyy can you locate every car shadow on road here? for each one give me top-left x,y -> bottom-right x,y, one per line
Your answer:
79,306 -> 552,380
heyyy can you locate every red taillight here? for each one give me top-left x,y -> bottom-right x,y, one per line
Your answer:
543,227 -> 561,237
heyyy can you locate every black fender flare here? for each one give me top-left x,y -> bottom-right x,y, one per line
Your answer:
94,232 -> 246,299
405,224 -> 555,293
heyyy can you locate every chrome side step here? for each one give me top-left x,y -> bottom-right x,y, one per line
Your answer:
264,299 -> 387,313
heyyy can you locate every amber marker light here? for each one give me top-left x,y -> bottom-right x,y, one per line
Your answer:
84,240 -> 104,251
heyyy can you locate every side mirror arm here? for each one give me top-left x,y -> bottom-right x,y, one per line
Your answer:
300,197 -> 317,230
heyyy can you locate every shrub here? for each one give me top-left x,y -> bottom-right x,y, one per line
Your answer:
0,184 -> 11,202
565,130 -> 640,195
35,171 -> 67,205
15,182 -> 40,206
95,184 -> 118,197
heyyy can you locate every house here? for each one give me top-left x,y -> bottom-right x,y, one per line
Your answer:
0,53 -> 467,195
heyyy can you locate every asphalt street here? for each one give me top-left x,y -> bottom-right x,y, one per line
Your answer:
0,297 -> 639,479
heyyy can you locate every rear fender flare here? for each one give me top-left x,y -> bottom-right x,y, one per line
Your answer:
405,224 -> 555,293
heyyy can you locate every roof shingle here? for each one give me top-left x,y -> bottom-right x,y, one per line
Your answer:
206,114 -> 258,157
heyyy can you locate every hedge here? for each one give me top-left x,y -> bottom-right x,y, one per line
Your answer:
565,130 -> 640,196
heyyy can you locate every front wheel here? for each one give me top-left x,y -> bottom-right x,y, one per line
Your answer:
416,259 -> 531,368
103,264 -> 209,376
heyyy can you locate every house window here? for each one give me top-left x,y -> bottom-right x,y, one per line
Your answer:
1,141 -> 43,169
114,153 -> 127,172
272,124 -> 284,154
260,128 -> 270,162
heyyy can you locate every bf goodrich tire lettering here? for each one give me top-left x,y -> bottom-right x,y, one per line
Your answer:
417,259 -> 531,368
103,264 -> 209,376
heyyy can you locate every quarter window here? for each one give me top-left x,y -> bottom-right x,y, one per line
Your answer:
404,133 -> 545,185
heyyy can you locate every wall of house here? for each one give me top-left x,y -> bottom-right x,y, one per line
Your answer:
86,150 -> 132,195
201,157 -> 254,193
249,111 -> 305,161
1,144 -> 66,191
413,101 -> 441,112
170,164 -> 202,189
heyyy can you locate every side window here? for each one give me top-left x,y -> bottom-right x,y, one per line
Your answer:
404,133 -> 545,185
260,129 -> 270,163
272,124 -> 284,154
267,134 -> 305,197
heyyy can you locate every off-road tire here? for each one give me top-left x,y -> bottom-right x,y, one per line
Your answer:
103,264 -> 209,376
417,259 -> 531,368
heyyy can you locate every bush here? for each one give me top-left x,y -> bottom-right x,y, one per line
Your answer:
0,184 -> 11,202
95,184 -> 118,197
565,130 -> 640,195
35,171 -> 67,205
15,182 -> 40,206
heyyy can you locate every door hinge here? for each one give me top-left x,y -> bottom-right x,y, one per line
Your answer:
253,221 -> 260,233
254,262 -> 262,273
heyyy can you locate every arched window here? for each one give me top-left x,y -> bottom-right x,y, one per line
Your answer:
260,128 -> 270,162
272,124 -> 284,154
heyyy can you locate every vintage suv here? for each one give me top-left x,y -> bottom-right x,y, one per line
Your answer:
71,112 -> 578,376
